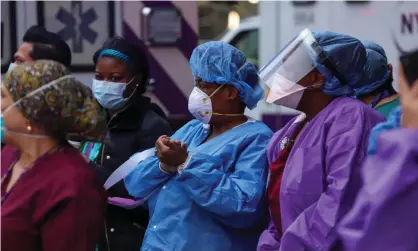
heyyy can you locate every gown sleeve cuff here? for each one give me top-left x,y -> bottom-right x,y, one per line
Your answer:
159,162 -> 176,174
178,153 -> 195,174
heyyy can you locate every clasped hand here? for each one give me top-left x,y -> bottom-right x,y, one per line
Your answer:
155,135 -> 188,173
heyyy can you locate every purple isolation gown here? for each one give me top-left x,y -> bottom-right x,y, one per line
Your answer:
337,129 -> 418,251
257,97 -> 385,251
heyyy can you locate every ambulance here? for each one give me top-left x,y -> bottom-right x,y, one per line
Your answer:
1,1 -> 198,130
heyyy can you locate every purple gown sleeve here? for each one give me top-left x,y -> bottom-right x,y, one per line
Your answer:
279,109 -> 376,251
337,129 -> 418,251
257,219 -> 281,251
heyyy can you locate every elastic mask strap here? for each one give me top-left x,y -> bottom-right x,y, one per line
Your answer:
208,112 -> 243,116
208,84 -> 225,99
201,84 -> 224,103
126,76 -> 136,87
305,83 -> 323,90
205,84 -> 244,117
124,76 -> 138,101
3,129 -> 48,139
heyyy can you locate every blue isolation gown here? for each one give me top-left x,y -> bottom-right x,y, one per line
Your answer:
125,119 -> 273,251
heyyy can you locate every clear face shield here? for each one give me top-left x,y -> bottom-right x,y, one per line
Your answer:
258,29 -> 328,107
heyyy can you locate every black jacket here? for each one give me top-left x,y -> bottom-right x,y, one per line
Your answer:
83,96 -> 172,251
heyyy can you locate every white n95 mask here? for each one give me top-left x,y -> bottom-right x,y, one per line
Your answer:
264,73 -> 307,110
188,84 -> 243,124
265,74 -> 323,110
273,88 -> 306,110
188,86 -> 219,124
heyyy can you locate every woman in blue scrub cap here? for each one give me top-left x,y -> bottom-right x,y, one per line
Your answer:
354,40 -> 399,118
124,41 -> 273,251
257,30 -> 385,251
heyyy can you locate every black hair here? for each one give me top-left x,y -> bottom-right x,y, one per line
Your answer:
93,37 -> 150,95
55,132 -> 71,147
23,25 -> 72,67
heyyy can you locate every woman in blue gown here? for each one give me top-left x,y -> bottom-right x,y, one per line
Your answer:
124,41 -> 273,251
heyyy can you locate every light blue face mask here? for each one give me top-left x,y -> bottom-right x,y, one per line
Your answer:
92,77 -> 137,110
7,63 -> 17,73
1,63 -> 16,142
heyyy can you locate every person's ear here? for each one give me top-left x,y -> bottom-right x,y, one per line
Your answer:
314,71 -> 326,85
25,121 -> 33,133
387,63 -> 393,73
123,74 -> 141,98
225,86 -> 239,100
132,73 -> 142,88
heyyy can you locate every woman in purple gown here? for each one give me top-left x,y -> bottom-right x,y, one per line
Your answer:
257,30 -> 385,251
336,59 -> 418,251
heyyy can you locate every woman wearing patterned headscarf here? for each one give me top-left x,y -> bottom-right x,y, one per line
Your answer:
1,60 -> 107,251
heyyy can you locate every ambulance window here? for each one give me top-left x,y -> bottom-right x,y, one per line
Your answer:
292,1 -> 316,6
230,29 -> 259,68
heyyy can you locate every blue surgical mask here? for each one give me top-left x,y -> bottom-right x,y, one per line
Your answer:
7,63 -> 17,73
92,77 -> 137,110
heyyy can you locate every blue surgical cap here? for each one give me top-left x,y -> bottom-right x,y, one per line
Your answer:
312,31 -> 367,96
354,41 -> 391,96
362,40 -> 387,60
189,41 -> 263,109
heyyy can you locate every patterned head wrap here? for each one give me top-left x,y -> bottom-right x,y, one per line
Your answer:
3,60 -> 107,141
